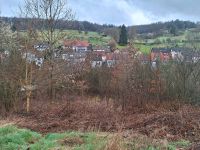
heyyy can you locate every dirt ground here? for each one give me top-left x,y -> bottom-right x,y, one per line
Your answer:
2,97 -> 200,143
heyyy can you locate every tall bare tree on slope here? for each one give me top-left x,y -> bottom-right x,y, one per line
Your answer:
20,0 -> 74,100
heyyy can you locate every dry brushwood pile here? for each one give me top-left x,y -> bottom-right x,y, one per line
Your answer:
10,98 -> 200,142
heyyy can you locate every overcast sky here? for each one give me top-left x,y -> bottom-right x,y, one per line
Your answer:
0,0 -> 199,25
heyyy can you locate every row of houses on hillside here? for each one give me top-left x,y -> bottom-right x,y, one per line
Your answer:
62,39 -> 130,68
91,51 -> 130,68
150,47 -> 200,63
61,40 -> 113,65
21,39 -> 115,67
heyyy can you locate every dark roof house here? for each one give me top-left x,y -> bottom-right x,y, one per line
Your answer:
151,48 -> 171,62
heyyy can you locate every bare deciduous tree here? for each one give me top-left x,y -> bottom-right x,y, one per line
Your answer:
20,0 -> 74,100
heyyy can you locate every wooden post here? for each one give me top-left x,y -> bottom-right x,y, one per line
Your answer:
26,91 -> 31,113
27,63 -> 33,113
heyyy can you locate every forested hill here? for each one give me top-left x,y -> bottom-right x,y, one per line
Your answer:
134,20 -> 197,34
0,17 -> 115,32
0,17 -> 197,34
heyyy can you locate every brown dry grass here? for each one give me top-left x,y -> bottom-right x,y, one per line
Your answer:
3,97 -> 200,143
105,135 -> 125,150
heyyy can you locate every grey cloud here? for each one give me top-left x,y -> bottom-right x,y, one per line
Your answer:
130,0 -> 200,21
0,0 -> 200,25
69,0 -> 133,25
69,0 -> 200,25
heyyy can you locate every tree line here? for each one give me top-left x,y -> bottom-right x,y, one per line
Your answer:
0,17 -> 115,33
0,17 -> 197,35
133,19 -> 197,34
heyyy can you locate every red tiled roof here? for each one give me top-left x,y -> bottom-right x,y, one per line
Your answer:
64,40 -> 89,47
106,53 -> 114,60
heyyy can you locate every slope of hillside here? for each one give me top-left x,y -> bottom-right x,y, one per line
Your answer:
134,28 -> 200,54
63,30 -> 112,46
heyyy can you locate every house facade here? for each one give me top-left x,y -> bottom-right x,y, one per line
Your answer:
63,40 -> 91,53
62,52 -> 86,63
34,43 -> 49,52
91,55 -> 103,68
92,46 -> 111,53
105,53 -> 118,67
171,48 -> 184,61
151,47 -> 200,64
151,48 -> 172,62
91,52 -> 130,68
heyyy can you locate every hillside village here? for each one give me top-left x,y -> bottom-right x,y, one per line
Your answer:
2,36 -> 200,71
2,38 -> 199,69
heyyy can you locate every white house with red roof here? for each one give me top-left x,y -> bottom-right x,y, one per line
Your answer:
63,40 -> 91,53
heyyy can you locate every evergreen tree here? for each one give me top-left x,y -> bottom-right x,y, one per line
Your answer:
169,24 -> 177,36
119,24 -> 128,46
11,24 -> 17,32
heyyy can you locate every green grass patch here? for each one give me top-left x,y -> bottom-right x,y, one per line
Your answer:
134,29 -> 200,53
135,43 -> 152,54
19,29 -> 112,47
0,126 -> 107,150
116,44 -> 128,49
167,140 -> 191,150
0,125 -> 191,150
63,30 -> 112,46
0,125 -> 41,150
